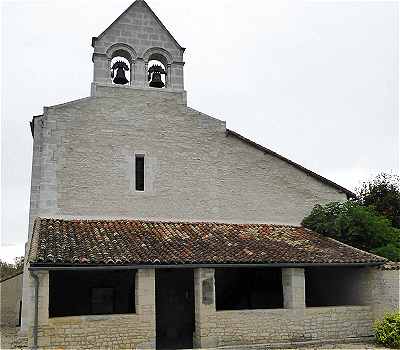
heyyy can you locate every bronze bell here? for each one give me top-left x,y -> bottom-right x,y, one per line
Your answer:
148,64 -> 166,88
111,61 -> 129,85
149,72 -> 164,88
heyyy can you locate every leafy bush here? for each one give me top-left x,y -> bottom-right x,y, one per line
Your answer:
302,201 -> 400,261
374,312 -> 400,348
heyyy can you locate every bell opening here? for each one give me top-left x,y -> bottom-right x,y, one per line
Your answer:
148,60 -> 166,89
110,56 -> 130,85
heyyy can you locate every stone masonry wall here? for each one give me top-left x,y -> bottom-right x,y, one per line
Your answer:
194,267 -> 397,348
208,306 -> 372,347
194,268 -> 374,348
303,306 -> 373,340
34,314 -> 153,349
31,86 -> 346,227
93,1 -> 184,89
28,269 -> 155,349
20,84 -> 348,335
194,268 -> 215,348
21,112 -> 53,334
94,1 -> 182,61
22,81 -> 349,340
370,268 -> 400,320
0,273 -> 23,326
22,266 -> 396,348
20,85 -> 347,334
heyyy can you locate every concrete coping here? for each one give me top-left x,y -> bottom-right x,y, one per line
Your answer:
304,305 -> 372,312
215,305 -> 372,315
47,313 -> 138,324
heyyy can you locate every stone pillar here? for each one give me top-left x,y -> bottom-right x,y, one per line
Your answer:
132,58 -> 147,87
282,268 -> 305,309
136,269 -> 156,349
21,269 -> 49,335
92,53 -> 110,85
170,62 -> 184,90
25,271 -> 49,348
20,268 -> 33,335
130,60 -> 135,86
166,64 -> 171,88
194,268 -> 217,348
37,272 -> 49,326
370,267 -> 400,321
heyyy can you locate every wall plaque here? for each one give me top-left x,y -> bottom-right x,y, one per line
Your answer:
202,278 -> 214,305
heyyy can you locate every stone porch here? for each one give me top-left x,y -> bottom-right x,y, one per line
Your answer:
22,265 -> 399,349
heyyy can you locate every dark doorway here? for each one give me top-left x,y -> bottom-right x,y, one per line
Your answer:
155,269 -> 194,350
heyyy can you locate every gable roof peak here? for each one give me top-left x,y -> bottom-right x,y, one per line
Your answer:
92,0 -> 185,51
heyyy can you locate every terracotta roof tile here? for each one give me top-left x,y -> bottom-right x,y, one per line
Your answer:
378,261 -> 400,270
29,218 -> 386,266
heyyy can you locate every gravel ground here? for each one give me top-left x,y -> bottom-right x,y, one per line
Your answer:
0,327 -> 391,350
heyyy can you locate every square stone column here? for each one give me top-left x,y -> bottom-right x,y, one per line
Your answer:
194,268 -> 217,348
370,267 -> 400,321
170,62 -> 184,90
37,271 -> 49,326
20,268 -> 34,335
135,269 -> 156,349
282,268 -> 305,309
132,58 -> 147,87
93,53 -> 110,85
26,271 -> 49,348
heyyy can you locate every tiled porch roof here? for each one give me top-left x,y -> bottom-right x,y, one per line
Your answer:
378,261 -> 400,270
29,217 -> 386,266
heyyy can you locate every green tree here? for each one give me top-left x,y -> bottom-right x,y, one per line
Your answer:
0,256 -> 24,280
357,173 -> 400,228
302,201 -> 400,261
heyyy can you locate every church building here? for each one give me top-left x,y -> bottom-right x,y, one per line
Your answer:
14,0 -> 399,349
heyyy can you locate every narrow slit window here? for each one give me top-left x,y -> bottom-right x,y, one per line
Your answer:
135,155 -> 145,191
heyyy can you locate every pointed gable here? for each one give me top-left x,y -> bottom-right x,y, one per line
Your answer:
92,0 -> 184,61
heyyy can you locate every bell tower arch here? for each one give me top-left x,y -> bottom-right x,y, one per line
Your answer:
91,0 -> 185,91
106,43 -> 137,85
143,47 -> 172,88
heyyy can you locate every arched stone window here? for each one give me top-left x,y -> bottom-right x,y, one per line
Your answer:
143,48 -> 172,88
106,44 -> 137,86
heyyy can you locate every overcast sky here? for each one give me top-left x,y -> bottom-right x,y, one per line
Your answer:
1,0 -> 399,263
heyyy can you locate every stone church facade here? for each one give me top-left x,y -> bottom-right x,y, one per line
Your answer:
14,0 -> 399,349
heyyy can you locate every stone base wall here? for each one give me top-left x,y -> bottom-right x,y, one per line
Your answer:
304,306 -> 373,340
370,268 -> 400,320
31,313 -> 154,349
205,306 -> 372,347
194,268 -> 378,348
0,273 -> 23,326
27,269 -> 156,349
208,309 -> 302,345
21,266 -> 397,348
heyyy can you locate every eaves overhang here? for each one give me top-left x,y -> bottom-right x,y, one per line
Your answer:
29,261 -> 384,271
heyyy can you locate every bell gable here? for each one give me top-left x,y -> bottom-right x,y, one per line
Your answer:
91,0 -> 185,90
